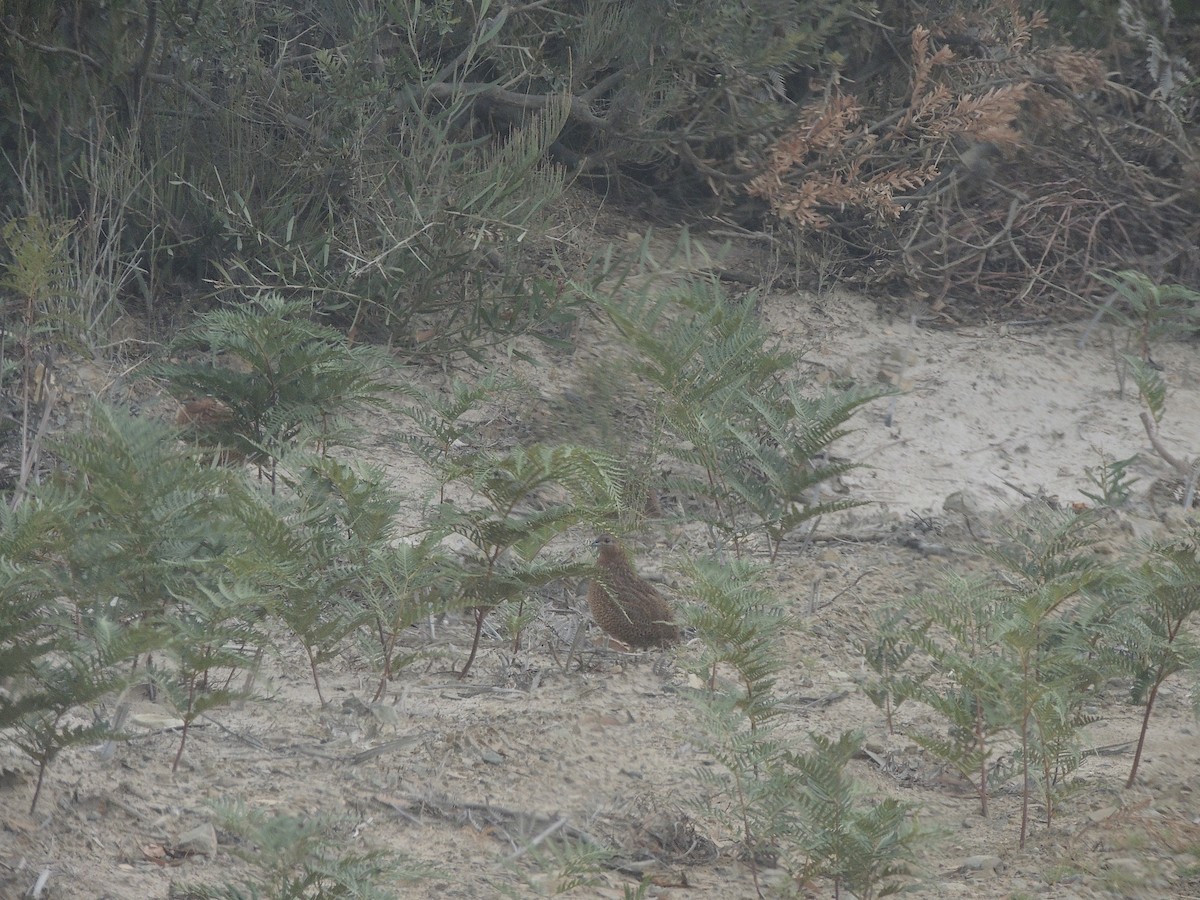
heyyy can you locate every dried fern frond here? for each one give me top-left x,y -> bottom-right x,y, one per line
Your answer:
906,25 -> 955,121
932,84 -> 1030,149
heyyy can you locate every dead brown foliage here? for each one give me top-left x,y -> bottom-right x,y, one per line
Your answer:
750,5 -> 1199,322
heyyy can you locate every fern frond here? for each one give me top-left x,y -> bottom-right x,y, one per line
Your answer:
1127,355 -> 1168,424
680,557 -> 788,730
151,292 -> 389,466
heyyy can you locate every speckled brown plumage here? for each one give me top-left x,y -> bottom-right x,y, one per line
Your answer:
587,534 -> 680,649
176,397 -> 234,429
175,398 -> 243,464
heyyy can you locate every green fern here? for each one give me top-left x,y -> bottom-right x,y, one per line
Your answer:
695,701 -> 798,860
0,493 -> 88,815
0,405 -> 265,800
1098,531 -> 1200,787
181,800 -> 425,899
153,581 -> 266,772
49,405 -> 238,627
426,442 -> 624,677
1081,451 -> 1139,508
0,494 -> 78,709
893,510 -> 1113,846
600,278 -> 794,428
681,557 -> 788,731
685,558 -> 919,897
590,273 -> 881,554
152,293 -> 389,480
1092,270 -> 1200,360
723,381 -> 889,558
8,615 -> 155,814
859,609 -> 925,735
226,455 -> 401,705
683,559 -> 792,895
395,374 -> 522,501
358,536 -> 458,701
900,574 -> 1012,815
787,730 -> 919,900
1127,354 -> 1168,425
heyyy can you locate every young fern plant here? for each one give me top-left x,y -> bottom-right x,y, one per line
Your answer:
896,510 -> 1112,847
0,490 -> 78,695
901,573 -> 1011,818
426,443 -> 624,678
1090,270 -> 1200,363
1127,355 -> 1199,509
10,617 -> 155,814
49,406 -> 240,631
590,277 -> 796,551
397,377 -> 623,677
588,275 -> 882,555
394,374 -> 520,503
682,557 -> 794,896
268,454 -> 455,702
982,510 -> 1112,846
358,535 -> 456,701
787,730 -> 919,900
681,557 -> 788,728
1081,451 -> 1139,509
153,581 -> 266,772
184,800 -> 423,899
859,608 -> 925,735
226,454 -> 406,705
0,406 -> 266,796
692,696 -> 797,896
0,490 -> 123,815
152,292 -> 390,485
682,558 -> 918,898
1099,531 -> 1200,787
724,381 -> 890,559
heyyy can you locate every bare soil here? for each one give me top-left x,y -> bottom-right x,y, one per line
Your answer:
3,229 -> 1200,900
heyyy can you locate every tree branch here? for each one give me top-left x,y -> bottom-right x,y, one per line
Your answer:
422,82 -> 610,130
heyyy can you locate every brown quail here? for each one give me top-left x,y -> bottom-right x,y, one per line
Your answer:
587,534 -> 680,649
176,397 -> 234,428
175,398 -> 244,464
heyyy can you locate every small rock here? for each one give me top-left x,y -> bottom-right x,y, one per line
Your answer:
177,822 -> 218,857
341,696 -> 371,716
955,855 -> 1003,874
942,490 -> 981,517
370,704 -> 401,728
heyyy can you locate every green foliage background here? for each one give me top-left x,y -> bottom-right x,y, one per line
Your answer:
0,1 -> 1199,895
1,0 -> 1194,339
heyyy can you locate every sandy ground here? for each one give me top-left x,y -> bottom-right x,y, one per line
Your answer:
2,243 -> 1200,899
765,288 -> 1200,519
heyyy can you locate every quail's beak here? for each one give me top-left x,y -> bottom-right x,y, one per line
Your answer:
590,537 -> 601,547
